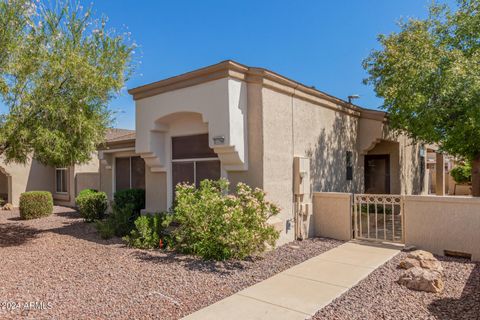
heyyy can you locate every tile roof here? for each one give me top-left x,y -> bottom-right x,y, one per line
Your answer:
105,128 -> 136,143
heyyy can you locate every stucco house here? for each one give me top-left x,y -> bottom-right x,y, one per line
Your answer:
96,60 -> 427,245
0,156 -> 99,207
0,131 -> 132,207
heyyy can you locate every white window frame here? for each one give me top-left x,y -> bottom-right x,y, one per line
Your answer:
55,168 -> 68,194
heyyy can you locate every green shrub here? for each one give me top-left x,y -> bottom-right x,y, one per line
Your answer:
450,161 -> 472,184
95,204 -> 136,239
77,188 -> 98,197
19,191 -> 53,220
76,189 -> 108,222
170,179 -> 280,260
113,188 -> 145,216
123,213 -> 169,249
95,219 -> 115,239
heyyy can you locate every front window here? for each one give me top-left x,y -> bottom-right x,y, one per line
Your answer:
171,134 -> 221,189
55,168 -> 68,193
115,156 -> 146,192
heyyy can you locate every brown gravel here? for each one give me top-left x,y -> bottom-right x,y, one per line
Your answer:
0,207 -> 342,320
312,252 -> 480,320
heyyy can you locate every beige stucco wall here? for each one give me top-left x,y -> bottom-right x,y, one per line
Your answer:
404,195 -> 480,261
0,157 -> 55,206
145,170 -> 167,212
76,173 -> 100,195
227,82 -> 264,190
99,153 -> 114,204
312,192 -> 352,241
261,87 -> 295,243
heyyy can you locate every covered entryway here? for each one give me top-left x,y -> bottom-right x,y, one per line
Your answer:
364,154 -> 390,194
362,140 -> 400,194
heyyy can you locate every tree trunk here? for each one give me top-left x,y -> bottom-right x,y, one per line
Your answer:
472,154 -> 480,197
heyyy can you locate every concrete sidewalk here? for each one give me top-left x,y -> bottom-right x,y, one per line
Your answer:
182,241 -> 400,320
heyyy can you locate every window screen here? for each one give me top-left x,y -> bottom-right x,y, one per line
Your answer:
131,156 -> 146,189
172,134 -> 217,159
172,162 -> 195,188
115,157 -> 131,191
195,160 -> 221,187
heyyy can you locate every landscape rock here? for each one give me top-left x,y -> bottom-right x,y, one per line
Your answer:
419,259 -> 443,274
398,266 -> 444,293
407,250 -> 435,261
2,203 -> 13,211
398,257 -> 420,269
398,250 -> 443,275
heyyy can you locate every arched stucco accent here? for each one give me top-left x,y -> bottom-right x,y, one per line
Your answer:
135,77 -> 248,172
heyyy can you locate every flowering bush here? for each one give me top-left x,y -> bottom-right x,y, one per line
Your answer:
170,179 -> 280,260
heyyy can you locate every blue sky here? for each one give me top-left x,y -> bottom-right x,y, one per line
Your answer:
2,0 -> 456,129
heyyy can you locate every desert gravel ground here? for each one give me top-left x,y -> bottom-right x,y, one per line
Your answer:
0,206 -> 342,320
312,252 -> 480,320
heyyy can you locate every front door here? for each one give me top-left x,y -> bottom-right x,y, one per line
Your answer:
364,154 -> 390,194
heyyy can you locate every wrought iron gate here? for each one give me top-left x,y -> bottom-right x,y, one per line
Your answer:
353,194 -> 404,243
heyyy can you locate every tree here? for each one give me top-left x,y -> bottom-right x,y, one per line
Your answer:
0,0 -> 134,167
363,0 -> 480,196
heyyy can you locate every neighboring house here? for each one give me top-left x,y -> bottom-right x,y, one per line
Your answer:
0,129 -> 137,207
105,60 -> 426,244
0,155 -> 99,207
426,146 -> 472,196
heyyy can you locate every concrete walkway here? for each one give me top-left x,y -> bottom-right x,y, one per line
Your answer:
183,241 -> 400,320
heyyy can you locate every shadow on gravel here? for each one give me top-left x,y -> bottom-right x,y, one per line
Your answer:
428,259 -> 480,320
49,220 -> 124,246
0,223 -> 42,247
132,250 -> 251,275
54,209 -> 81,219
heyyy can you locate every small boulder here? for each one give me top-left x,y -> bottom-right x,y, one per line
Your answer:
399,250 -> 443,275
398,267 -> 444,293
419,259 -> 443,275
407,250 -> 435,261
398,257 -> 421,269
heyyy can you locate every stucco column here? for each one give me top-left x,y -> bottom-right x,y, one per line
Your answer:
435,152 -> 445,196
